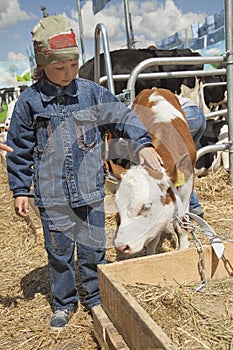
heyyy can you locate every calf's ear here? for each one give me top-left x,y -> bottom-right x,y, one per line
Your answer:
176,153 -> 194,182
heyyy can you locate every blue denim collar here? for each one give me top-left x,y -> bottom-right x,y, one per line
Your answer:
39,78 -> 78,102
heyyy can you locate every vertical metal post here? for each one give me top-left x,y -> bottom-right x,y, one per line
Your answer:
129,11 -> 135,48
40,6 -> 48,17
76,0 -> 86,65
94,23 -> 115,94
225,0 -> 233,184
123,0 -> 134,49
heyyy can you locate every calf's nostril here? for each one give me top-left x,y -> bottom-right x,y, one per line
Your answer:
122,244 -> 130,253
115,243 -> 130,254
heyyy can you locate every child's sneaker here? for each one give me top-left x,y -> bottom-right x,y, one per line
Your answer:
50,309 -> 73,331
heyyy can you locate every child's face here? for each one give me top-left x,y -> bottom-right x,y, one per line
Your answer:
43,60 -> 78,86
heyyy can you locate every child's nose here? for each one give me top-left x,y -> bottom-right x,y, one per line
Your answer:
65,68 -> 72,76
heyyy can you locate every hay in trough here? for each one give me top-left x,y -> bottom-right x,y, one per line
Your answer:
1,152 -> 233,349
126,278 -> 233,349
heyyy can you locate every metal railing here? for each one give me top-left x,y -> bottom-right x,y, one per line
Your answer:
94,23 -> 115,94
125,56 -> 226,103
93,22 -> 232,178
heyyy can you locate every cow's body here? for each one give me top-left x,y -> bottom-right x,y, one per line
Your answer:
79,48 -> 202,96
114,88 -> 196,255
195,118 -> 229,177
79,47 -> 227,114
181,76 -> 227,113
199,75 -> 227,111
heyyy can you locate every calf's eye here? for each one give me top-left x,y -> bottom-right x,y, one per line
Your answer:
138,203 -> 152,216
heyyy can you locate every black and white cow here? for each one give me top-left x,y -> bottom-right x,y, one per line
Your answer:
79,47 -> 227,113
195,118 -> 229,177
79,47 -> 203,96
0,85 -> 27,143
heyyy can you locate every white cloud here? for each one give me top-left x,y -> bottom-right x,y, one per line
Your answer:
7,51 -> 28,61
0,70 -> 17,85
67,0 -> 207,60
1,0 -> 208,63
0,0 -> 37,31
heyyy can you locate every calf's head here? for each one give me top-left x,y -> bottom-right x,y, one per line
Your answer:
114,165 -> 175,254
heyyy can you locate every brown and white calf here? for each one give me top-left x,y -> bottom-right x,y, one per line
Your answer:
114,87 -> 196,255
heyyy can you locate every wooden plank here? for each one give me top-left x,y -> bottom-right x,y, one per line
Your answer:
92,305 -> 130,350
28,197 -> 40,218
98,271 -> 178,350
97,243 -> 233,350
99,243 -> 233,286
24,205 -> 43,236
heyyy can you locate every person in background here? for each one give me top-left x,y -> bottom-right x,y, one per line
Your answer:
6,16 -> 162,331
176,94 -> 206,218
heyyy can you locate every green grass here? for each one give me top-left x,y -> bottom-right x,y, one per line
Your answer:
0,102 -> 8,123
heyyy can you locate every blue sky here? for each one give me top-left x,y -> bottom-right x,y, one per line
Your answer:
0,0 -> 225,64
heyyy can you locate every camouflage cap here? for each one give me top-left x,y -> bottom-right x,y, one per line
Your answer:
31,15 -> 79,65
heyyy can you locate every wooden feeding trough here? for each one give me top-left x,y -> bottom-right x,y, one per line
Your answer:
92,242 -> 233,350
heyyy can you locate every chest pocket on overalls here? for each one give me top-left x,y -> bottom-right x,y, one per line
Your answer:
72,111 -> 99,152
35,115 -> 54,156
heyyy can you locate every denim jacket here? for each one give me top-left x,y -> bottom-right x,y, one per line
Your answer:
7,78 -> 153,208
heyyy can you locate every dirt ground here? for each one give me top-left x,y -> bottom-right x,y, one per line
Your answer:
1,153 -> 233,350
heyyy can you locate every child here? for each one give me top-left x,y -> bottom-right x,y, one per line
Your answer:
6,15 -> 162,331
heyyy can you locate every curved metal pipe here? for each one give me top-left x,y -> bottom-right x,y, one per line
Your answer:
94,23 -> 115,94
196,143 -> 229,161
126,56 -> 225,103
